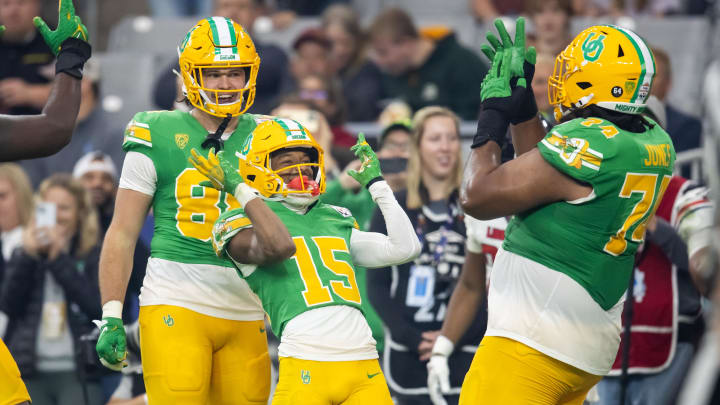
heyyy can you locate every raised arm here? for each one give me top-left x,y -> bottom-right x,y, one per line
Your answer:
345,134 -> 421,267
463,19 -> 590,219
0,0 -> 90,161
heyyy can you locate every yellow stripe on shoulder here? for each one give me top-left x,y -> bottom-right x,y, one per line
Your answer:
124,121 -> 152,147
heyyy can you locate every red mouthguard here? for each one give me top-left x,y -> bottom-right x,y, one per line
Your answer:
287,175 -> 320,196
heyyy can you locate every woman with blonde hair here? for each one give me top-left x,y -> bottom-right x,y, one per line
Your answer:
0,163 -> 35,267
367,106 -> 487,405
0,173 -> 104,405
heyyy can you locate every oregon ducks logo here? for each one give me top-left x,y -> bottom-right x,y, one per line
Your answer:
301,370 -> 311,385
581,33 -> 606,62
175,134 -> 189,149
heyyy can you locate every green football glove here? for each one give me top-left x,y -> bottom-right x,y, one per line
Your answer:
189,147 -> 244,193
481,17 -> 536,88
480,17 -> 538,124
347,133 -> 383,188
33,0 -> 89,55
93,317 -> 127,371
0,26 -> 5,37
480,47 -> 512,102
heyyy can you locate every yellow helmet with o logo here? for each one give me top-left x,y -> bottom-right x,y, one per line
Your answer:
548,25 -> 656,121
237,118 -> 326,198
178,17 -> 260,117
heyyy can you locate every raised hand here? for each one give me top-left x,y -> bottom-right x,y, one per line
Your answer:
347,133 -> 383,188
33,0 -> 89,55
479,17 -> 538,125
481,46 -> 512,103
189,147 -> 244,194
93,317 -> 127,371
481,17 -> 536,88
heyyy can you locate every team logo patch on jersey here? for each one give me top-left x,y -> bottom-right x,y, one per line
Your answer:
329,205 -> 353,218
301,370 -> 311,384
175,134 -> 189,149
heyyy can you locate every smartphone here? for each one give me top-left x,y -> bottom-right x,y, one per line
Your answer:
379,157 -> 408,174
35,201 -> 56,227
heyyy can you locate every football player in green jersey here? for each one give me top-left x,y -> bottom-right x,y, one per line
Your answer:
0,1 -> 89,404
448,18 -> 675,405
95,17 -> 274,404
189,117 -> 422,404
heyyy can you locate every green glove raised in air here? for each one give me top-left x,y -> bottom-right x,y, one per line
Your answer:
480,17 -> 538,124
34,0 -> 89,55
347,133 -> 383,188
93,316 -> 127,372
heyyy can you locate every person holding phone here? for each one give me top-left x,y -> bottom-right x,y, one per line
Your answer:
0,174 -> 103,405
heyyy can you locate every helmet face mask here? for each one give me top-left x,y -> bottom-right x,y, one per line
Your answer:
179,17 -> 260,117
238,118 -> 326,201
548,25 -> 656,122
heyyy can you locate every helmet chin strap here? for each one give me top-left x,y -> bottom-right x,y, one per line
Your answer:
202,113 -> 232,151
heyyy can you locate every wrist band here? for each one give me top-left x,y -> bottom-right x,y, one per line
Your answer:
102,300 -> 123,319
55,38 -> 91,79
431,335 -> 455,357
233,183 -> 260,208
472,108 -> 510,149
365,176 -> 384,190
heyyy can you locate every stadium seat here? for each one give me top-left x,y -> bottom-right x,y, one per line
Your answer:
253,17 -> 322,53
107,16 -> 197,56
95,52 -> 158,129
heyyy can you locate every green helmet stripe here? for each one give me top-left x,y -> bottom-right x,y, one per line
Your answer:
608,25 -> 655,104
207,18 -> 221,48
225,18 -> 238,46
274,118 -> 308,138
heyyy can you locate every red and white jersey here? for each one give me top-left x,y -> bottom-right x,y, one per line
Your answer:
465,216 -> 509,285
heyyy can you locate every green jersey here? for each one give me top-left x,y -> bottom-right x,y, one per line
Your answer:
503,117 -> 675,310
122,110 -> 269,266
212,201 -> 363,338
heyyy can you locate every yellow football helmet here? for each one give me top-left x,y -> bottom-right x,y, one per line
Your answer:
237,118 -> 326,199
548,25 -> 656,121
178,17 -> 260,117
